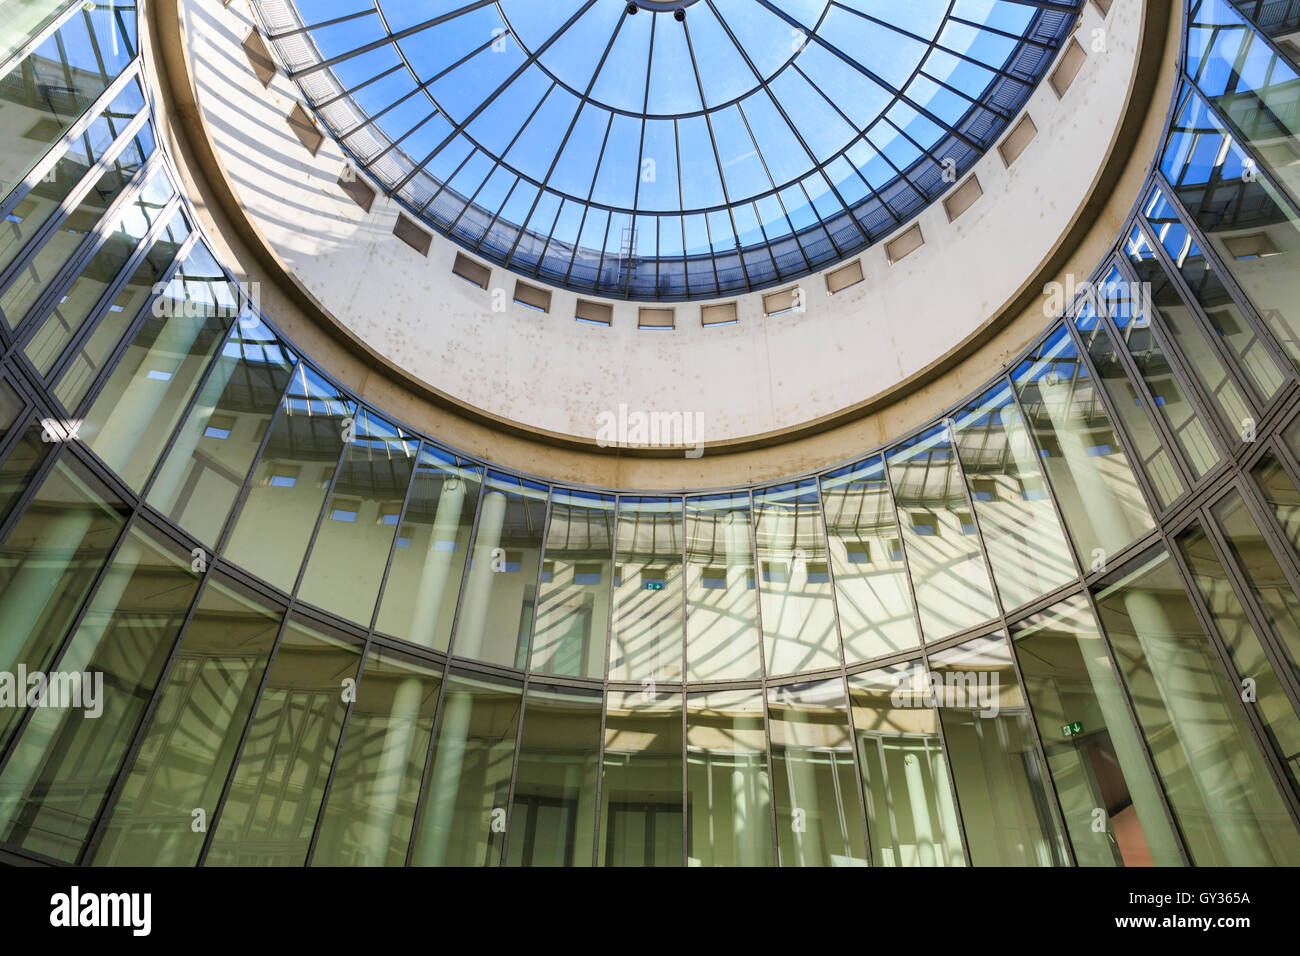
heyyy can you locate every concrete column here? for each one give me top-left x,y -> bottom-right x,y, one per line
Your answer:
361,675 -> 423,865
452,490 -> 507,662
412,690 -> 472,866
409,477 -> 467,649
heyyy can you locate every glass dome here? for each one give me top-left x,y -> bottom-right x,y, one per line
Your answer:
253,0 -> 1080,300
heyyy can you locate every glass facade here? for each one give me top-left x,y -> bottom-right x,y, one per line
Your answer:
1,1 -> 1300,867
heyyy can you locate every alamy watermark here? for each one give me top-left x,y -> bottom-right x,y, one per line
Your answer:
0,666 -> 103,718
891,664 -> 1000,717
596,404 -> 705,459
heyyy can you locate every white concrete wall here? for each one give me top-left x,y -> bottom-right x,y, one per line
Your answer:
173,0 -> 1144,446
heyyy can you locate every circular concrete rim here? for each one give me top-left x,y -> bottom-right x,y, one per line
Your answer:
146,0 -> 1175,461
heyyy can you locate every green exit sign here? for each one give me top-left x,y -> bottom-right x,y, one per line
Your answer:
644,581 -> 664,591
1062,722 -> 1083,738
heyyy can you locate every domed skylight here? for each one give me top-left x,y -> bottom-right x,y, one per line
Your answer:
253,0 -> 1080,300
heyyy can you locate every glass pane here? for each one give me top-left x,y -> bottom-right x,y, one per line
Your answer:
205,615 -> 363,866
1140,188 -> 1285,401
0,419 -> 51,527
80,241 -> 236,491
885,425 -> 999,640
684,492 -> 761,681
223,365 -> 354,593
685,688 -> 772,866
0,454 -> 127,750
1254,449 -> 1300,554
311,646 -> 441,866
0,80 -> 144,279
22,169 -> 175,376
91,574 -> 282,865
1011,595 -> 1185,866
1072,298 -> 1187,507
1179,516 -> 1300,790
599,690 -> 682,867
1124,224 -> 1255,436
768,678 -> 867,866
1161,86 -> 1300,369
0,141 -> 155,329
0,0 -> 74,68
849,663 -> 966,866
821,458 -> 918,662
1188,0 -> 1300,207
451,471 -> 546,668
610,496 -> 683,682
953,383 -> 1076,610
373,448 -> 481,650
928,634 -> 1071,866
146,314 -> 297,545
533,489 -> 613,679
754,480 -> 840,673
0,521 -> 198,862
54,206 -> 190,410
1211,490 -> 1300,704
410,669 -> 520,867
1099,266 -> 1222,479
0,0 -> 136,200
298,410 -> 417,625
1093,549 -> 1300,864
505,682 -> 601,867
1011,325 -> 1155,563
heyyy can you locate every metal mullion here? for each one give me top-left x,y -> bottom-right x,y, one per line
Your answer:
1195,484 -> 1300,725
194,605 -> 295,867
1150,166 -> 1300,380
303,637 -> 375,866
40,193 -> 188,396
0,0 -> 91,78
1134,210 -> 1290,414
0,500 -> 142,780
521,486 -> 554,677
265,7 -> 375,42
0,60 -> 145,225
0,134 -> 157,315
284,0 -> 500,82
288,405 -> 361,603
560,113 -> 614,287
745,489 -> 780,864
78,542 -> 219,865
1072,284 -> 1201,503
878,452 -> 974,864
1185,61 -> 1300,225
1162,517 -> 1300,827
1108,249 -> 1238,462
1222,469 -> 1300,646
1052,312 -> 1177,522
812,476 -> 874,864
364,440 -> 424,635
386,0 -> 599,197
2,157 -> 166,357
588,494 -> 619,868
0,100 -> 151,286
678,15 -> 754,292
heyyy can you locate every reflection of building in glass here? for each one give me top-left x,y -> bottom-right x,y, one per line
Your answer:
2,0 -> 1300,869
